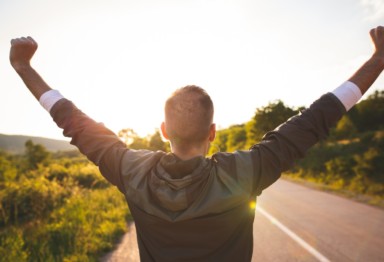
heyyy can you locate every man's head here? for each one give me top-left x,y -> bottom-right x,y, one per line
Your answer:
161,85 -> 215,155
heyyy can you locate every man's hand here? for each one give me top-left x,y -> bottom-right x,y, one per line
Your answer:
10,36 -> 38,72
371,26 -> 384,62
348,26 -> 384,94
10,36 -> 51,100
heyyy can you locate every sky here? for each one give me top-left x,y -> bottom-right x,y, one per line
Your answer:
0,0 -> 383,140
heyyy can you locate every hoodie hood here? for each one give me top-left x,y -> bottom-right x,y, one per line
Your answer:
149,153 -> 212,212
122,149 -> 254,222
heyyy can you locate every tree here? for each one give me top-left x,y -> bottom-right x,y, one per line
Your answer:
325,156 -> 355,180
245,119 -> 257,149
24,140 -> 51,170
118,128 -> 138,146
250,100 -> 299,141
118,128 -> 168,151
353,147 -> 384,184
226,125 -> 247,152
148,130 -> 168,152
0,151 -> 17,181
209,129 -> 229,155
349,90 -> 384,132
331,115 -> 357,140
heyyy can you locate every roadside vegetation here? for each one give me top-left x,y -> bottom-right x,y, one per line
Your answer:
0,129 -> 169,261
0,142 -> 129,261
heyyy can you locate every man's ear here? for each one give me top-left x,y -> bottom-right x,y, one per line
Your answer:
160,122 -> 169,140
209,123 -> 216,142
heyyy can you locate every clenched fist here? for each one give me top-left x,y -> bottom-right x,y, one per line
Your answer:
10,36 -> 38,71
370,26 -> 384,63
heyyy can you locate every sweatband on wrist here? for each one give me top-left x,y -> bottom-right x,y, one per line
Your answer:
39,90 -> 64,112
332,81 -> 362,111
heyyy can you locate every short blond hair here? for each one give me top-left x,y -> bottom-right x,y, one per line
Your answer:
164,85 -> 214,149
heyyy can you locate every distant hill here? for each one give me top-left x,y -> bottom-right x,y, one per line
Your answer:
0,134 -> 77,154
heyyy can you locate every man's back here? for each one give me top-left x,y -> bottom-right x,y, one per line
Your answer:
122,150 -> 256,261
131,199 -> 254,261
47,93 -> 345,261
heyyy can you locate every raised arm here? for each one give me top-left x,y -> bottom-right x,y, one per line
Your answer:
10,36 -> 52,100
9,36 -> 127,192
250,26 -> 384,195
348,26 -> 384,94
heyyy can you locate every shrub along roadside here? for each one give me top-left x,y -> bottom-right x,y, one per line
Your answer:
285,131 -> 384,208
1,187 -> 129,262
0,146 -> 130,262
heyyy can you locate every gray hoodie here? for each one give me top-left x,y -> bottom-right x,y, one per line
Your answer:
50,92 -> 345,261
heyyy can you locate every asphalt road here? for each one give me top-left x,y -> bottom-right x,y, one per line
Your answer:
101,179 -> 384,261
254,179 -> 384,261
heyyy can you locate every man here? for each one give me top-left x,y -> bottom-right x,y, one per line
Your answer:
9,26 -> 384,261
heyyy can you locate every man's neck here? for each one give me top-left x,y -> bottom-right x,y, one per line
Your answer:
171,143 -> 209,161
172,150 -> 204,161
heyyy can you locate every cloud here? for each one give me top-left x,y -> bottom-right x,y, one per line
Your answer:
360,0 -> 384,21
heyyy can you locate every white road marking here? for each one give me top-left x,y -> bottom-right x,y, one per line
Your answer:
257,207 -> 331,262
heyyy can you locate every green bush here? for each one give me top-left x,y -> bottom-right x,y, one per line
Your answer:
0,175 -> 69,226
0,149 -> 130,261
68,164 -> 109,189
43,187 -> 127,261
0,227 -> 29,262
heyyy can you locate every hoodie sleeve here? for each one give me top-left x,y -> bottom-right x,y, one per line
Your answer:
250,93 -> 346,196
50,98 -> 127,192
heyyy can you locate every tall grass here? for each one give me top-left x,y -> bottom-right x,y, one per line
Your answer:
0,154 -> 130,261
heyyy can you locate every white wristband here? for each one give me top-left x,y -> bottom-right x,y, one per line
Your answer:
332,81 -> 362,111
39,90 -> 64,112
